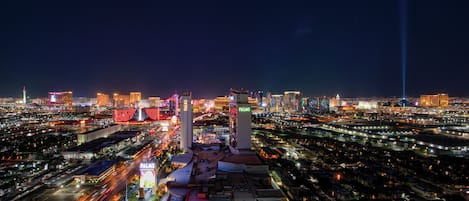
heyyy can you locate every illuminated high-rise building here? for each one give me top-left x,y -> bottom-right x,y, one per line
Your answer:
336,94 -> 341,106
248,97 -> 258,111
271,94 -> 283,113
130,92 -> 142,105
229,89 -> 252,150
22,86 -> 26,104
192,99 -> 200,113
319,97 -> 330,111
113,93 -> 130,107
255,90 -> 264,108
214,96 -> 230,113
329,98 -> 337,108
420,94 -> 449,108
48,91 -> 73,106
266,92 -> 272,112
194,99 -> 206,113
439,94 -> 449,108
179,92 -> 193,152
301,97 -> 309,112
283,91 -> 301,113
167,94 -> 179,116
148,96 -> 162,107
202,99 -> 214,113
96,93 -> 110,106
329,94 -> 341,109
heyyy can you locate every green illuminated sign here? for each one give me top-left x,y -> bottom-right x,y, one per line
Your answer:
238,106 -> 251,112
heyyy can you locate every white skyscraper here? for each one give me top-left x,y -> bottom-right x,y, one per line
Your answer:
336,94 -> 341,107
229,89 -> 252,150
22,86 -> 26,104
179,93 -> 193,152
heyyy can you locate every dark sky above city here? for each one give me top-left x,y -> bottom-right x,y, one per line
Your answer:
1,1 -> 469,98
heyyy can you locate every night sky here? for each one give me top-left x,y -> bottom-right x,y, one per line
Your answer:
1,1 -> 469,98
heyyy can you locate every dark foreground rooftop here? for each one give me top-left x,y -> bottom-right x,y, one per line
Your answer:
67,131 -> 139,152
76,160 -> 116,176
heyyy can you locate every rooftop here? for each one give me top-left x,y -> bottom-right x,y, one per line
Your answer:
75,160 -> 116,176
81,124 -> 119,134
221,152 -> 263,165
66,131 -> 139,152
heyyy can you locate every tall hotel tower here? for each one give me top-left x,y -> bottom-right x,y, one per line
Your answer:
179,92 -> 193,152
229,89 -> 252,150
22,86 -> 26,104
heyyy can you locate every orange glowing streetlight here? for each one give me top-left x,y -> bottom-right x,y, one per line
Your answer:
335,173 -> 342,181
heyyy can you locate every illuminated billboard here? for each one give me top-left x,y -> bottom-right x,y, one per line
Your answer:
48,91 -> 73,106
50,95 -> 57,103
139,162 -> 156,188
238,106 -> 251,113
161,122 -> 169,132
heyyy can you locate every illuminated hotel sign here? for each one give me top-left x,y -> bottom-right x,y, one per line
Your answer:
139,162 -> 156,188
139,162 -> 155,169
238,106 -> 251,112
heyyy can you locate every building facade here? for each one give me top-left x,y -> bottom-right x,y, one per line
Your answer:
130,92 -> 142,105
48,91 -> 73,106
214,96 -> 230,113
283,91 -> 301,113
229,89 -> 252,150
96,93 -> 110,106
148,96 -> 162,107
179,93 -> 193,152
113,93 -> 130,107
270,94 -> 283,113
420,94 -> 449,108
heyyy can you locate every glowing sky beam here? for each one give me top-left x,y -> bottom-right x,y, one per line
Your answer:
400,0 -> 408,103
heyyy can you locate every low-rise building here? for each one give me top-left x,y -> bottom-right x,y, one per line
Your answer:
77,124 -> 122,145
73,160 -> 116,184
63,131 -> 140,160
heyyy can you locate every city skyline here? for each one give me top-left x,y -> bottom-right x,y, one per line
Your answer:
0,87 -> 458,100
1,1 -> 469,98
2,1 -> 469,200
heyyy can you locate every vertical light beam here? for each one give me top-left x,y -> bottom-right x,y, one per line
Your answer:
400,0 -> 408,106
